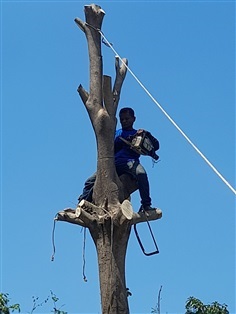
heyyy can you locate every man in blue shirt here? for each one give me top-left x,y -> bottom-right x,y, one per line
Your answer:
78,107 -> 159,212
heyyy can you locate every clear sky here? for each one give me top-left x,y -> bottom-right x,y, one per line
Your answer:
1,0 -> 235,313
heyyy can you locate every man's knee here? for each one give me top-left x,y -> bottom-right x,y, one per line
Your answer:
135,163 -> 146,175
84,173 -> 96,187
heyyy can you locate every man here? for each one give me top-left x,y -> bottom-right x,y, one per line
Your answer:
78,107 -> 159,212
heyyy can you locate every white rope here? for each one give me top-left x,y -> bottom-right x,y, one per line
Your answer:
99,30 -> 236,195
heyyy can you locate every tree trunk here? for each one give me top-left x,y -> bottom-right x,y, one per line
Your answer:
56,4 -> 162,314
75,5 -> 132,312
57,199 -> 162,314
75,5 -> 124,209
91,221 -> 131,314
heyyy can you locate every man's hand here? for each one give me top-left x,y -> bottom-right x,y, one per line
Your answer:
137,129 -> 145,134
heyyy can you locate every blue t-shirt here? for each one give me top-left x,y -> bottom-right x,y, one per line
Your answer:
114,128 -> 140,166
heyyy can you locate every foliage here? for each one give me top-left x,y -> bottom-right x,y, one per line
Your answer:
29,291 -> 67,314
150,295 -> 229,314
0,292 -> 67,314
185,297 -> 229,314
1,292 -> 229,314
30,295 -> 49,313
50,291 -> 67,314
0,293 -> 20,314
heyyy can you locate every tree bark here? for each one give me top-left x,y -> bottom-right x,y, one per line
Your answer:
91,220 -> 131,314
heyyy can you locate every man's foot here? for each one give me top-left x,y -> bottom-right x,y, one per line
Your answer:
139,205 -> 157,213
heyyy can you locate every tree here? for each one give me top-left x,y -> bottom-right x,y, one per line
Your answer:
56,4 -> 162,313
185,297 -> 229,314
0,293 -> 20,314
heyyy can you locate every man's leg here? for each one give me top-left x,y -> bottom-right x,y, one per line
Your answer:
116,161 -> 155,211
78,173 -> 96,203
134,163 -> 152,207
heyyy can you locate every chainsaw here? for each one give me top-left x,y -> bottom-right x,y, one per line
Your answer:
120,130 -> 159,161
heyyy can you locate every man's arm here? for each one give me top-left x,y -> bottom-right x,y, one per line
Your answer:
114,129 -> 123,154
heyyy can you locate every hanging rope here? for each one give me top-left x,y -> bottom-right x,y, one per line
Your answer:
51,214 -> 58,261
82,227 -> 88,282
98,29 -> 235,196
51,213 -> 88,282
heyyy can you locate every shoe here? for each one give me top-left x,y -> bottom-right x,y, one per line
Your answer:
139,205 -> 156,212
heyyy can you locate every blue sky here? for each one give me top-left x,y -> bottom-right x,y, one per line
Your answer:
1,0 -> 235,313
